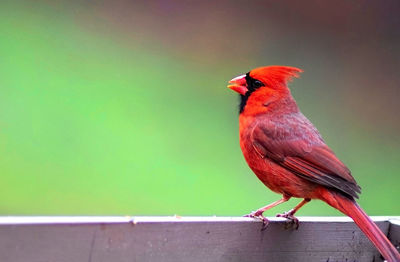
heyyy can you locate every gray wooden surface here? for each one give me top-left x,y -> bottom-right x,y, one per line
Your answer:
0,216 -> 399,262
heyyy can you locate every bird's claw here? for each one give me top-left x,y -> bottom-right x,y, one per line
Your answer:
276,211 -> 299,230
244,211 -> 270,231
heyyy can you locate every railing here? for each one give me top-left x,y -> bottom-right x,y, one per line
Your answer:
0,216 -> 399,262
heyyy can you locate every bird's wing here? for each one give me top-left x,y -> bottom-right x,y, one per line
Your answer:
251,114 -> 361,198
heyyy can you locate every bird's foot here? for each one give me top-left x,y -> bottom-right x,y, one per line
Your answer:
276,210 -> 299,230
244,211 -> 269,231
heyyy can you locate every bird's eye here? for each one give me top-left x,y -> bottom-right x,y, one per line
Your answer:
253,80 -> 264,88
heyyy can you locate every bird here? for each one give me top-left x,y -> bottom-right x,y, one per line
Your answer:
227,65 -> 400,262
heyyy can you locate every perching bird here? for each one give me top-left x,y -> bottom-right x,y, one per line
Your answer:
227,66 -> 400,262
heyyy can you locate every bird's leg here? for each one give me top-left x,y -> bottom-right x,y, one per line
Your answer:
244,195 -> 291,230
277,198 -> 311,229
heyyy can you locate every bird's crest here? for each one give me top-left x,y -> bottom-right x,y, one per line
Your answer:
249,66 -> 303,87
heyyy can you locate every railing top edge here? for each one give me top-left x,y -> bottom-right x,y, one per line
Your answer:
0,216 -> 398,225
389,218 -> 400,225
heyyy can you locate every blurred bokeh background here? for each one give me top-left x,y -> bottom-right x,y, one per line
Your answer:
0,0 -> 399,216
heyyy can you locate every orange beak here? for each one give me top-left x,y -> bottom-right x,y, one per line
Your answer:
228,74 -> 248,95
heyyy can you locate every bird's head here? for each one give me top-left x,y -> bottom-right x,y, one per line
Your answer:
228,66 -> 303,114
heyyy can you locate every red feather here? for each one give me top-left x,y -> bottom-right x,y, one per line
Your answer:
250,66 -> 303,88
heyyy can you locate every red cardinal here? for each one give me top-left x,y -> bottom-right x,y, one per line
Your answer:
228,66 -> 400,262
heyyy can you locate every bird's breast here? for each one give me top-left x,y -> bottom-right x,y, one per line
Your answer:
239,115 -> 281,192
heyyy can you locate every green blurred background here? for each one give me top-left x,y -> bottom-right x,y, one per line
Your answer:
0,0 -> 399,216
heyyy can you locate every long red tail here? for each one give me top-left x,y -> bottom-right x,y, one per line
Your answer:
319,189 -> 400,262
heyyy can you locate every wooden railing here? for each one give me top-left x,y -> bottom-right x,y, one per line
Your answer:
0,216 -> 399,262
